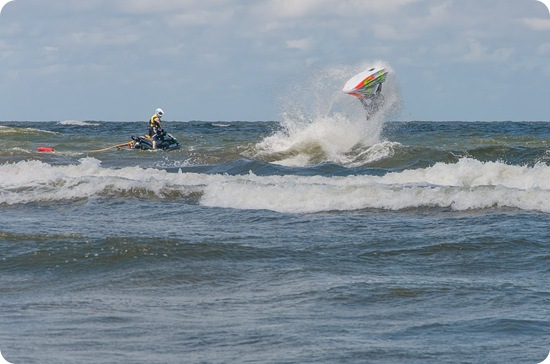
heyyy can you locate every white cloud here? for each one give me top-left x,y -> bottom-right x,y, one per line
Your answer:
167,8 -> 235,27
521,17 -> 550,30
260,0 -> 329,18
249,0 -> 424,22
462,39 -> 515,63
286,37 -> 314,51
537,43 -> 550,54
372,23 -> 411,41
329,0 -> 424,17
69,31 -> 140,47
115,0 -> 217,14
1,0 -> 550,121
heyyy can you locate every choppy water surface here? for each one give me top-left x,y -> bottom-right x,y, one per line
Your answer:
1,116 -> 550,363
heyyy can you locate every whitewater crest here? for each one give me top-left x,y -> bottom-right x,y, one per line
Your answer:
3,157 -> 550,214
58,120 -> 100,126
252,61 -> 401,167
200,158 -> 550,213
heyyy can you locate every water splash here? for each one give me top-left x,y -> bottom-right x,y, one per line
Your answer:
253,61 -> 401,167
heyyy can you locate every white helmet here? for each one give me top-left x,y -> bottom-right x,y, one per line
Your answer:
155,108 -> 164,117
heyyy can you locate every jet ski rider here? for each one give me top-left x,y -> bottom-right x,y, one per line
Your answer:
359,83 -> 384,117
148,108 -> 165,149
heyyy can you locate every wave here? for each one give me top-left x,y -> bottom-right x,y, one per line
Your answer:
252,61 -> 401,167
0,125 -> 58,135
201,158 -> 550,213
58,120 -> 100,126
0,158 -> 203,205
1,158 -> 549,214
251,138 -> 550,170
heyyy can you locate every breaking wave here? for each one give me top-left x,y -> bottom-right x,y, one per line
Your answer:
252,61 -> 401,167
58,120 -> 100,126
2,157 -> 549,214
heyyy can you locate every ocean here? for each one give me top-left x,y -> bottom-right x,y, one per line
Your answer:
1,85 -> 550,363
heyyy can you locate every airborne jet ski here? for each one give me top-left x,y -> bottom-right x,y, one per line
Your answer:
343,67 -> 387,117
342,67 -> 388,98
130,130 -> 180,151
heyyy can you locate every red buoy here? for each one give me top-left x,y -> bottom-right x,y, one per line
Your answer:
37,147 -> 55,152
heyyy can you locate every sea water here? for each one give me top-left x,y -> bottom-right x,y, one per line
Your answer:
1,68 -> 550,363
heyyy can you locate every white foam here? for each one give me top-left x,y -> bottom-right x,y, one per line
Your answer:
0,126 -> 57,135
200,158 -> 550,213
0,158 -> 207,205
346,141 -> 401,167
2,158 -> 549,213
58,120 -> 100,126
253,61 -> 401,167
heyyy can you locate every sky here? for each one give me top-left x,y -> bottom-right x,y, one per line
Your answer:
0,0 -> 549,122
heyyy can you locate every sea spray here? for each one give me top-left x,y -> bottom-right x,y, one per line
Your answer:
252,61 -> 401,166
2,121 -> 549,364
200,158 -> 550,213
1,154 -> 550,213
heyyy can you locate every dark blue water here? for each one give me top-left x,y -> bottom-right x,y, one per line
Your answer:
1,120 -> 549,363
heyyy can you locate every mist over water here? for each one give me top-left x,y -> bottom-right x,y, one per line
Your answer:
252,61 -> 401,166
